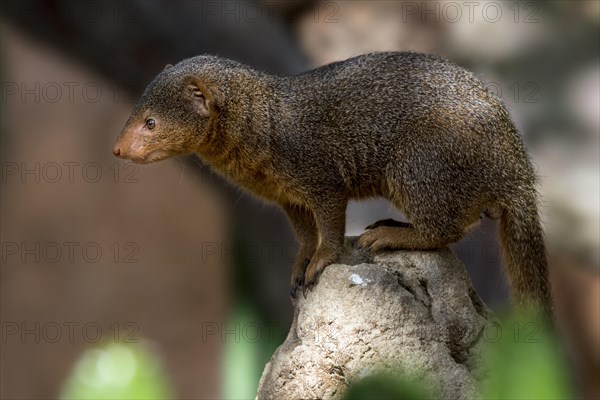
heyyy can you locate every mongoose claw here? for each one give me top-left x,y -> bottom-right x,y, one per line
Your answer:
301,284 -> 309,298
290,276 -> 305,299
301,279 -> 317,298
301,278 -> 313,298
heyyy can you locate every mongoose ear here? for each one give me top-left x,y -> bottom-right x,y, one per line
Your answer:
182,75 -> 215,117
164,64 -> 173,70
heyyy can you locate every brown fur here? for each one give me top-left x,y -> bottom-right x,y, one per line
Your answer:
113,52 -> 553,315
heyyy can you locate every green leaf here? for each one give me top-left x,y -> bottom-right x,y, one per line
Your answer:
481,310 -> 572,400
61,341 -> 174,400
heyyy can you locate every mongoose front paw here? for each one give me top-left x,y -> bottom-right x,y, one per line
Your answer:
301,256 -> 332,297
290,257 -> 310,299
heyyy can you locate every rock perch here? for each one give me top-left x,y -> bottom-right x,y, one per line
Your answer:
257,237 -> 495,399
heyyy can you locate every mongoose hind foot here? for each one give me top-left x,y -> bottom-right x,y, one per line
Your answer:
358,225 -> 450,252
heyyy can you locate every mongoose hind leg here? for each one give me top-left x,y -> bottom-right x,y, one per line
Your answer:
283,204 -> 319,298
358,200 -> 481,252
365,218 -> 413,230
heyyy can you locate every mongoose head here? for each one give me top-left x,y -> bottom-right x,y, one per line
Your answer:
113,63 -> 219,164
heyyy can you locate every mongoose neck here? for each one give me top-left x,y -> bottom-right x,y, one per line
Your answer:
197,68 -> 290,191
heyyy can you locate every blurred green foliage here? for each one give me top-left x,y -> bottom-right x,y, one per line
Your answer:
222,306 -> 261,400
60,341 -> 173,400
481,310 -> 572,400
343,373 -> 432,400
221,230 -> 289,399
221,305 -> 288,399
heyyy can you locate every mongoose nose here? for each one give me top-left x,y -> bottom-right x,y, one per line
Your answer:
113,146 -> 121,157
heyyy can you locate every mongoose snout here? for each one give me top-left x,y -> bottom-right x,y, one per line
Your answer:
114,117 -> 172,164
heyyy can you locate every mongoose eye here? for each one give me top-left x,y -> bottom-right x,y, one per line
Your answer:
146,118 -> 156,130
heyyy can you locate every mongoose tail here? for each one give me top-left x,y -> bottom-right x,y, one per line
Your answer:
500,193 -> 553,318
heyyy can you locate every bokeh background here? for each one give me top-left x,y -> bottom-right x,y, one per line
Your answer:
1,1 -> 598,399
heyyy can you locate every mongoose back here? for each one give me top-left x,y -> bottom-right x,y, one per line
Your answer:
113,52 -> 552,315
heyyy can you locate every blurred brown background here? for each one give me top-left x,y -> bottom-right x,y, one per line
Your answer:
1,1 -> 599,399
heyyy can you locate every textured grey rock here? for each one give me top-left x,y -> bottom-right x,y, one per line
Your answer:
257,237 -> 494,400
